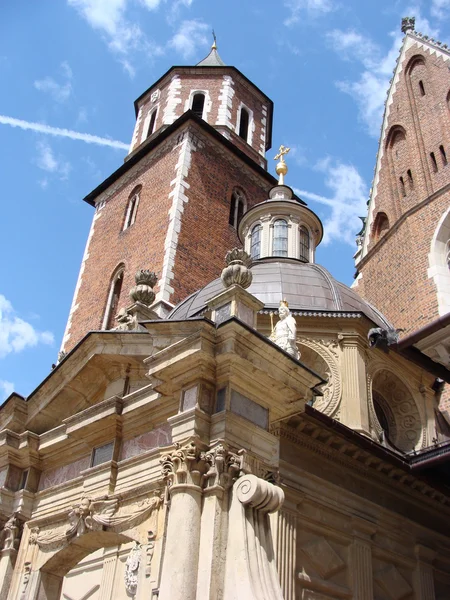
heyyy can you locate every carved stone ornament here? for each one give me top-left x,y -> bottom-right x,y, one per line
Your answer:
221,248 -> 253,289
145,531 -> 156,577
130,270 -> 158,306
269,300 -> 299,360
203,443 -> 246,491
401,16 -> 415,33
125,542 -> 141,596
160,440 -> 208,489
20,562 -> 32,600
30,492 -> 162,549
1,512 -> 20,552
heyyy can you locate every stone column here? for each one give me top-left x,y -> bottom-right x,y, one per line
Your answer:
340,335 -> 371,436
414,544 -> 436,599
272,506 -> 297,600
158,440 -> 208,600
351,517 -> 376,600
0,548 -> 18,599
196,443 -> 243,600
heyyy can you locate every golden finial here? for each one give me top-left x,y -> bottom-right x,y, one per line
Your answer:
212,29 -> 217,50
274,145 -> 290,185
280,299 -> 289,307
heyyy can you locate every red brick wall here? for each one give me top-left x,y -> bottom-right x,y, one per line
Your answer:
356,42 -> 450,335
64,122 -> 273,351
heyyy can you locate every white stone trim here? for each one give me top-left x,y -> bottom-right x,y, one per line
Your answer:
260,105 -> 267,156
216,76 -> 235,128
156,132 -> 201,304
129,106 -> 143,154
359,34 -> 450,265
428,205 -> 450,315
184,89 -> 212,122
163,75 -> 182,125
60,206 -> 103,351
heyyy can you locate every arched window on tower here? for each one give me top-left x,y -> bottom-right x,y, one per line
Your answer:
299,226 -> 310,262
123,187 -> 141,230
373,212 -> 390,242
238,107 -> 250,141
147,109 -> 157,138
103,268 -> 124,330
250,224 -> 262,259
273,219 -> 288,257
228,189 -> 247,229
191,93 -> 205,119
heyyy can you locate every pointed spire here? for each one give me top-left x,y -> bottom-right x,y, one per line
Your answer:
196,30 -> 226,67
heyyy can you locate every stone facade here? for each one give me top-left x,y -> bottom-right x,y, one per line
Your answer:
2,35 -> 450,600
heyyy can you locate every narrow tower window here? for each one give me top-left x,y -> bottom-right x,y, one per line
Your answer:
191,93 -> 205,119
104,270 -> 124,330
399,176 -> 406,197
299,226 -> 310,262
407,169 -> 414,188
228,189 -> 246,228
123,190 -> 140,230
419,80 -> 425,96
430,152 -> 438,173
250,224 -> 262,260
440,145 -> 448,166
147,110 -> 157,137
238,107 -> 250,141
273,219 -> 288,257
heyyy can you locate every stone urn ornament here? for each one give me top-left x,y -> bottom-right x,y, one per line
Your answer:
130,269 -> 158,306
221,248 -> 253,289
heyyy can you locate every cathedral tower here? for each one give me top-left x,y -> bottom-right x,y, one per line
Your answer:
61,44 -> 280,353
354,17 -> 450,339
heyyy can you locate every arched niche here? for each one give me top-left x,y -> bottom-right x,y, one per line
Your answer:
406,55 -> 427,98
428,206 -> 450,315
371,369 -> 423,452
372,211 -> 390,242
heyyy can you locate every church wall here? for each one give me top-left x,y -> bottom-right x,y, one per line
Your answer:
356,42 -> 450,335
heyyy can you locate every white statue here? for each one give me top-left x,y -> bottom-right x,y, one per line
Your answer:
270,300 -> 299,360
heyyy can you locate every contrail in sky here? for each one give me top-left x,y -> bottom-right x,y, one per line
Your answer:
0,115 -> 129,150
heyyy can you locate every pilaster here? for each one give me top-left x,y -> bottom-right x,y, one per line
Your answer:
350,516 -> 376,600
340,335 -> 371,436
414,544 -> 436,600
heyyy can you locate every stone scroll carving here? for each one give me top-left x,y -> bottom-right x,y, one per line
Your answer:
223,474 -> 285,600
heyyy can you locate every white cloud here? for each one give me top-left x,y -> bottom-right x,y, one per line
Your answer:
431,0 -> 450,20
34,61 -> 73,103
284,0 -> 336,26
68,0 -> 164,74
328,12 -> 443,137
0,295 -> 54,359
296,158 -> 368,246
169,20 -> 209,59
36,141 -> 71,181
0,115 -> 129,150
0,380 -> 14,402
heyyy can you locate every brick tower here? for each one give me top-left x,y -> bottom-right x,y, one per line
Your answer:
61,43 -> 289,353
354,17 -> 450,341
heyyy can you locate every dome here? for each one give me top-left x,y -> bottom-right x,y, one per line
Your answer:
168,258 -> 391,328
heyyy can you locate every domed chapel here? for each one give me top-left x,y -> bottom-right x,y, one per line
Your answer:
2,17 -> 450,600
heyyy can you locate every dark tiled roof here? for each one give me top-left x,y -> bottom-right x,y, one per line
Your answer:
168,259 -> 391,328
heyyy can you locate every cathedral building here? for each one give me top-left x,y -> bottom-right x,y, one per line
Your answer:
1,19 -> 450,600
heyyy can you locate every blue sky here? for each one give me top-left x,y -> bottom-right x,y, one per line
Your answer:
0,0 -> 448,401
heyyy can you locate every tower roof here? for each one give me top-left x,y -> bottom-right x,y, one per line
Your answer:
196,46 -> 226,67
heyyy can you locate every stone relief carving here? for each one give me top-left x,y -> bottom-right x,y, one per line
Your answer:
298,337 -> 341,417
30,492 -> 162,549
19,562 -> 32,600
145,531 -> 156,577
125,542 -> 141,596
203,443 -> 245,491
67,497 -> 119,539
1,512 -> 20,551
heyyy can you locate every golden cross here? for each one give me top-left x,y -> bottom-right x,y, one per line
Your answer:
274,145 -> 290,163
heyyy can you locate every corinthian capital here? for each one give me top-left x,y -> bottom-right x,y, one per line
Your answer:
160,440 -> 208,489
